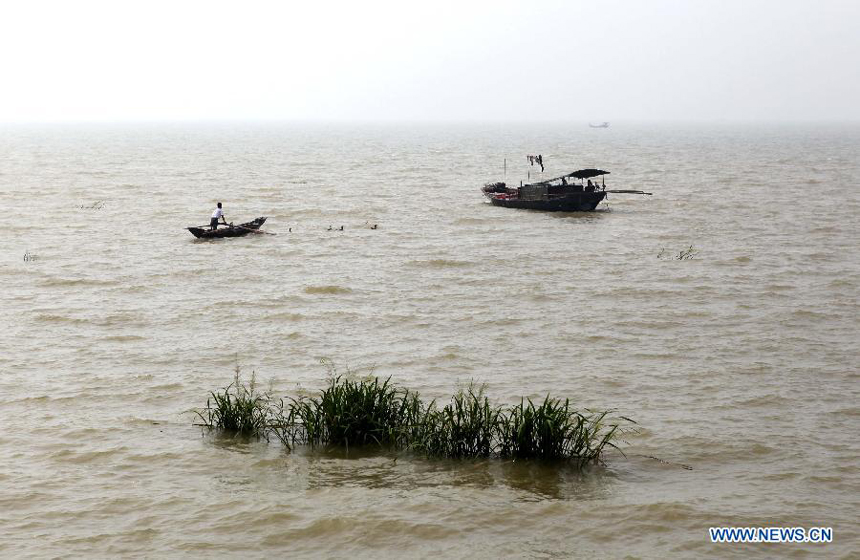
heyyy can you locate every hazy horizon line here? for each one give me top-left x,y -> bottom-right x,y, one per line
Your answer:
2,117 -> 859,127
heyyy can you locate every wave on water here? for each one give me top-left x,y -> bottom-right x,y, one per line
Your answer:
409,259 -> 474,268
303,285 -> 352,295
39,277 -> 120,288
452,217 -> 492,226
47,447 -> 127,465
101,334 -> 146,342
33,313 -> 88,324
91,311 -> 149,327
278,331 -> 304,340
266,311 -> 307,321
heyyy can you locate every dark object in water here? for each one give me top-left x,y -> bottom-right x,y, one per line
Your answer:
483,170 -> 610,212
187,217 -> 267,238
482,168 -> 651,212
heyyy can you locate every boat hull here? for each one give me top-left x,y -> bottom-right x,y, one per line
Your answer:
187,217 -> 267,239
489,192 -> 606,212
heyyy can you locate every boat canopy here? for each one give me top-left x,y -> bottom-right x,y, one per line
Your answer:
568,168 -> 610,179
532,168 -> 610,185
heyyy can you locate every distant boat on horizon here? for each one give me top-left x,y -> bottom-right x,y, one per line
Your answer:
589,122 -> 610,128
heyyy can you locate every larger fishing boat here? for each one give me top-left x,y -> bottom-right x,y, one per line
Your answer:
483,169 -> 615,212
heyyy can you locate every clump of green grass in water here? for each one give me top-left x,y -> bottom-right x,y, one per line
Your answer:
280,375 -> 423,449
412,385 -> 500,458
203,366 -> 634,468
497,397 -> 623,466
195,369 -> 270,439
410,388 -> 628,465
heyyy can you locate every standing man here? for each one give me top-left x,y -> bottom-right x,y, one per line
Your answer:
210,202 -> 227,230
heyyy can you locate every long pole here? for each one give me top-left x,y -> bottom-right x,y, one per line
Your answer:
504,158 -> 506,180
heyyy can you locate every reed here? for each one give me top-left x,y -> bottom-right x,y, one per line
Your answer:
194,370 -> 270,439
201,370 -> 632,467
411,385 -> 500,458
497,397 -> 621,465
276,375 -> 423,449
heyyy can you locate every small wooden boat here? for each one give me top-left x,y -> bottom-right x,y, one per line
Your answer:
187,217 -> 267,239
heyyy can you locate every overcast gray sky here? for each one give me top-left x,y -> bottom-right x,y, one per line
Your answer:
1,0 -> 857,122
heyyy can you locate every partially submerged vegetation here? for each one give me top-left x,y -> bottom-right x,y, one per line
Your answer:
194,369 -> 271,439
658,244 -> 699,260
273,375 -> 423,449
195,365 -> 634,467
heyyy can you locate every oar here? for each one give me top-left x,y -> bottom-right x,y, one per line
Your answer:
604,189 -> 653,195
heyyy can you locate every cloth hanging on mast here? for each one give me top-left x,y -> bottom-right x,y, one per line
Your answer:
526,154 -> 544,172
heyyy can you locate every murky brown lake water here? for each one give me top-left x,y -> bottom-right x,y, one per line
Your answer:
1,123 -> 858,558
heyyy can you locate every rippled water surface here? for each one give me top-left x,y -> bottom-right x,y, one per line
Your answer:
1,123 -> 858,558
